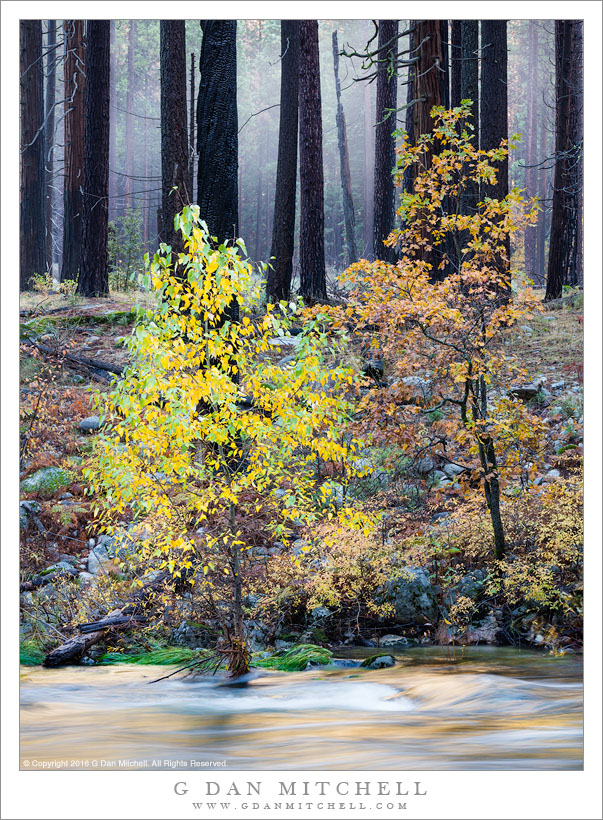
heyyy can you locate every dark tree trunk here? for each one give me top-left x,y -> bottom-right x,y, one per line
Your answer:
62,20 -> 85,284
332,30 -> 358,267
160,21 -> 189,253
254,140 -> 264,261
108,20 -> 116,223
524,20 -> 539,281
480,20 -> 509,280
572,23 -> 584,287
267,19 -> 299,303
124,21 -> 136,210
20,20 -> 46,290
45,20 -> 57,271
189,51 -> 196,192
545,20 -> 577,301
439,20 -> 450,109
403,24 -> 415,195
535,96 -> 548,286
298,20 -> 327,303
196,21 -> 239,248
143,73 -> 149,246
78,20 -> 110,297
373,19 -> 398,263
363,81 -> 374,259
460,20 -> 480,227
450,21 -> 462,108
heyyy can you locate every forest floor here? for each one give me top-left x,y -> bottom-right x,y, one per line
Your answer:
18,289 -> 584,667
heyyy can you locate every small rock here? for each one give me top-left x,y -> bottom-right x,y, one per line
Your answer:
534,633 -> 545,645
78,571 -> 95,583
551,381 -> 566,391
88,538 -> 96,549
417,456 -> 435,475
309,606 -> 332,623
520,325 -> 533,334
509,381 -> 544,401
361,654 -> 396,669
379,634 -> 408,647
78,416 -> 102,433
545,469 -> 561,480
443,463 -> 464,477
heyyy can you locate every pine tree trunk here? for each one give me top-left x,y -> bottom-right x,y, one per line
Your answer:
332,30 -> 358,267
480,20 -> 509,281
545,21 -> 575,300
45,20 -> 57,271
189,51 -> 196,194
373,19 -> 398,263
196,21 -> 239,246
363,82 -> 374,259
254,140 -> 264,262
20,20 -> 46,290
524,21 -> 539,280
267,20 -> 299,302
61,21 -> 85,283
298,19 -> 327,303
461,21 -> 479,138
160,21 -> 189,253
78,20 -> 110,297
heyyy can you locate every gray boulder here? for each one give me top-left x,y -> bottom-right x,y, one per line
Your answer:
19,500 -> 42,532
379,567 -> 438,623
361,654 -> 396,669
78,416 -> 102,433
21,467 -> 72,498
379,634 -> 408,647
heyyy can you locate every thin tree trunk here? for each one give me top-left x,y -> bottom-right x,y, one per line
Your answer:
20,20 -> 46,290
160,21 -> 189,253
61,21 -> 85,284
267,20 -> 300,303
189,51 -> 196,194
78,20 -> 110,297
143,73 -> 149,246
332,30 -> 358,267
254,140 -> 264,261
373,19 -> 398,263
524,21 -> 539,280
45,20 -> 57,271
461,21 -> 479,139
124,21 -> 136,210
450,21 -> 462,108
298,19 -> 327,303
363,82 -> 374,259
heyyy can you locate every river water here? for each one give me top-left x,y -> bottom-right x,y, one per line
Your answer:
20,647 -> 582,770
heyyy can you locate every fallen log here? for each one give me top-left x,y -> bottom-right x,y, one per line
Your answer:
20,566 -> 79,592
24,340 -> 125,377
42,571 -> 171,667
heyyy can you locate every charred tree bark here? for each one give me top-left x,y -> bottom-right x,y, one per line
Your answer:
460,20 -> 480,229
160,21 -> 189,253
189,51 -> 196,192
45,20 -> 57,271
62,20 -> 86,284
480,20 -> 509,282
298,20 -> 327,303
373,19 -> 398,263
363,82 -> 374,259
78,20 -> 110,297
108,21 -> 117,223
332,30 -> 358,267
196,20 -> 239,250
20,20 -> 46,290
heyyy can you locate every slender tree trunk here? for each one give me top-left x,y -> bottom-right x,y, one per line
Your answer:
480,20 -> 509,281
160,21 -> 189,253
298,19 -> 327,303
20,20 -> 46,290
403,24 -> 415,195
461,21 -> 479,139
143,73 -> 149,246
450,21 -> 462,108
79,20 -> 110,297
62,21 -> 85,284
124,21 -> 136,210
267,20 -> 300,302
363,82 -> 374,259
535,98 -> 547,286
45,20 -> 57,271
524,21 -> 539,280
332,30 -> 358,267
254,140 -> 264,261
196,21 -> 239,246
189,51 -> 196,194
373,19 -> 398,263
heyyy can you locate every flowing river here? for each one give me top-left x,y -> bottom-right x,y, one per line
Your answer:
20,646 -> 582,770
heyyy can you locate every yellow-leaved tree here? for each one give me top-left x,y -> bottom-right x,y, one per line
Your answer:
85,207 -> 369,676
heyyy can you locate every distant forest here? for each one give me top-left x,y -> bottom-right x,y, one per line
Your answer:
20,19 -> 583,301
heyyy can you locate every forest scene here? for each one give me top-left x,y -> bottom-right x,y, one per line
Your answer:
18,17 -> 585,774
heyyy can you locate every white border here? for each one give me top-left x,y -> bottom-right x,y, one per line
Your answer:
2,2 -> 601,819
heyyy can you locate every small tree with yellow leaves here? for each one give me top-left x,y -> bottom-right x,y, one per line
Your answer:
340,104 -> 543,559
85,207 -> 369,676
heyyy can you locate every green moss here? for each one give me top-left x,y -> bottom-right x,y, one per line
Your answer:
21,467 -> 73,498
252,644 -> 333,671
20,642 -> 45,666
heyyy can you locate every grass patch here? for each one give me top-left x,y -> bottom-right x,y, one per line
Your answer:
98,647 -> 206,666
20,642 -> 45,666
252,644 -> 333,671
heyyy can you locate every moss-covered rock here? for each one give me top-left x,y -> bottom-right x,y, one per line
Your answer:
253,644 -> 333,671
21,467 -> 73,498
360,653 -> 396,669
